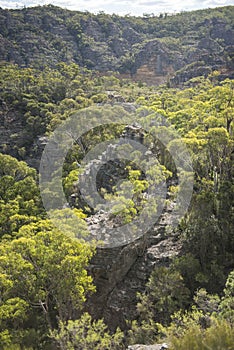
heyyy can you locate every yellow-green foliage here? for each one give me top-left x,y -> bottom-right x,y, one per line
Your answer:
50,312 -> 124,350
0,57 -> 233,350
170,318 -> 234,350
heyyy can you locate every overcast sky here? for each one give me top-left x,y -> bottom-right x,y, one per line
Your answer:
1,0 -> 234,16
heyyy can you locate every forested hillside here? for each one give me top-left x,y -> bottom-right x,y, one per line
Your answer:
0,5 -> 234,84
0,4 -> 233,350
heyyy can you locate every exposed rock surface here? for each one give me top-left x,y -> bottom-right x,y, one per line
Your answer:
80,125 -> 182,330
127,345 -> 169,350
85,204 -> 182,331
0,5 -> 233,84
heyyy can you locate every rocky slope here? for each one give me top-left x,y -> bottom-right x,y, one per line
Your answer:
85,202 -> 182,331
0,5 -> 233,85
73,125 -> 183,330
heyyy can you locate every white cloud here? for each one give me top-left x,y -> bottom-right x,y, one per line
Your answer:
0,0 -> 233,15
204,0 -> 232,5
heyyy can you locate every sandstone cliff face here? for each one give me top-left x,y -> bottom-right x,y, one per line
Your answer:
131,40 -> 176,85
0,6 -> 233,85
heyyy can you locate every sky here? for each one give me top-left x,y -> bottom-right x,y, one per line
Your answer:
0,0 -> 234,16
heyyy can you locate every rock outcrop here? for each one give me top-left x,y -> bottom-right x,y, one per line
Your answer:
0,5 -> 233,85
77,125 -> 182,330
85,202 -> 182,331
127,345 -> 169,350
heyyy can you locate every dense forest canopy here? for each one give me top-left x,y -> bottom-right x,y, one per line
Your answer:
0,4 -> 233,350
